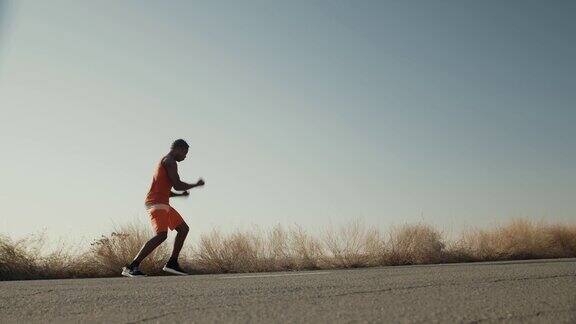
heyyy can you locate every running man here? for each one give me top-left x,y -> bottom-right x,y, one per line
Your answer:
122,139 -> 205,277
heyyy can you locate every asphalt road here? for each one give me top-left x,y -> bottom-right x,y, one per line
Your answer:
1,259 -> 575,323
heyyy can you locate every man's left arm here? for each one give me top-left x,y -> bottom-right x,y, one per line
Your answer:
170,191 -> 189,198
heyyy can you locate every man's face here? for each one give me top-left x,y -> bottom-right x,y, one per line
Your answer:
175,147 -> 188,162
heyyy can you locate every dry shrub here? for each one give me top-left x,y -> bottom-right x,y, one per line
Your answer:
265,224 -> 293,270
543,224 -> 576,258
40,245 -> 90,279
495,219 -> 548,259
448,230 -> 495,262
386,224 -> 445,265
0,234 -> 39,280
323,221 -> 383,268
288,225 -> 325,270
2,218 -> 575,281
195,229 -> 265,273
193,225 -> 325,273
88,223 -> 168,276
0,233 -> 84,280
363,229 -> 387,266
453,219 -> 576,261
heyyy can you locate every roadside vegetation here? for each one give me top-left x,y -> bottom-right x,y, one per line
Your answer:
1,218 -> 575,281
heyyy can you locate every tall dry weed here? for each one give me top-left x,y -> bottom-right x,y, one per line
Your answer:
0,233 -> 85,280
2,218 -> 575,281
288,225 -> 325,270
0,234 -> 39,280
386,224 -> 445,265
88,223 -> 168,276
265,224 -> 293,270
193,225 -> 325,273
194,229 -> 266,273
323,221 -> 383,268
453,219 -> 576,261
545,224 -> 576,257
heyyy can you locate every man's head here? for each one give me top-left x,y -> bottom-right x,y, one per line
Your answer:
170,139 -> 189,162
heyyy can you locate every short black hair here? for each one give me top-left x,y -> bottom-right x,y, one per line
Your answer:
171,139 -> 189,150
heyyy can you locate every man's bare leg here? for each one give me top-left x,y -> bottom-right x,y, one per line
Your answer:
130,232 -> 168,268
168,223 -> 189,264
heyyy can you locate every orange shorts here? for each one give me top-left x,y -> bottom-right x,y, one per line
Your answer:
146,204 -> 184,233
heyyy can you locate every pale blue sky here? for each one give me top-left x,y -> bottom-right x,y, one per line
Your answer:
0,1 -> 575,243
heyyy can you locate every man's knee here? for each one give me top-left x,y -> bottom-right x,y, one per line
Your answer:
155,231 -> 168,241
177,223 -> 189,235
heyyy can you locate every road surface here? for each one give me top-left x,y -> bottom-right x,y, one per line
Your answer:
1,259 -> 575,323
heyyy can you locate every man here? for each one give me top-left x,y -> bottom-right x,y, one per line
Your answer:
122,139 -> 205,277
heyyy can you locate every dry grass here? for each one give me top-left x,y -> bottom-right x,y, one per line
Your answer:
322,221 -> 383,268
0,232 -> 87,280
194,229 -> 265,273
0,234 -> 39,280
1,218 -> 575,281
385,223 -> 445,265
192,225 -> 325,273
88,222 -> 169,276
451,219 -> 576,261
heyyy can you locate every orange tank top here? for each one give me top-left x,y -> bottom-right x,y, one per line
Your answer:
145,159 -> 173,206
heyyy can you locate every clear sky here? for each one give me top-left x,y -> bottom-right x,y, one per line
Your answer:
0,1 -> 575,243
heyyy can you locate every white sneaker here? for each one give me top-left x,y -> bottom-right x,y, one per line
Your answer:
121,266 -> 147,277
162,262 -> 188,276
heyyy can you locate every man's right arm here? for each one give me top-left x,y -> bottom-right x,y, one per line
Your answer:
163,158 -> 198,191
